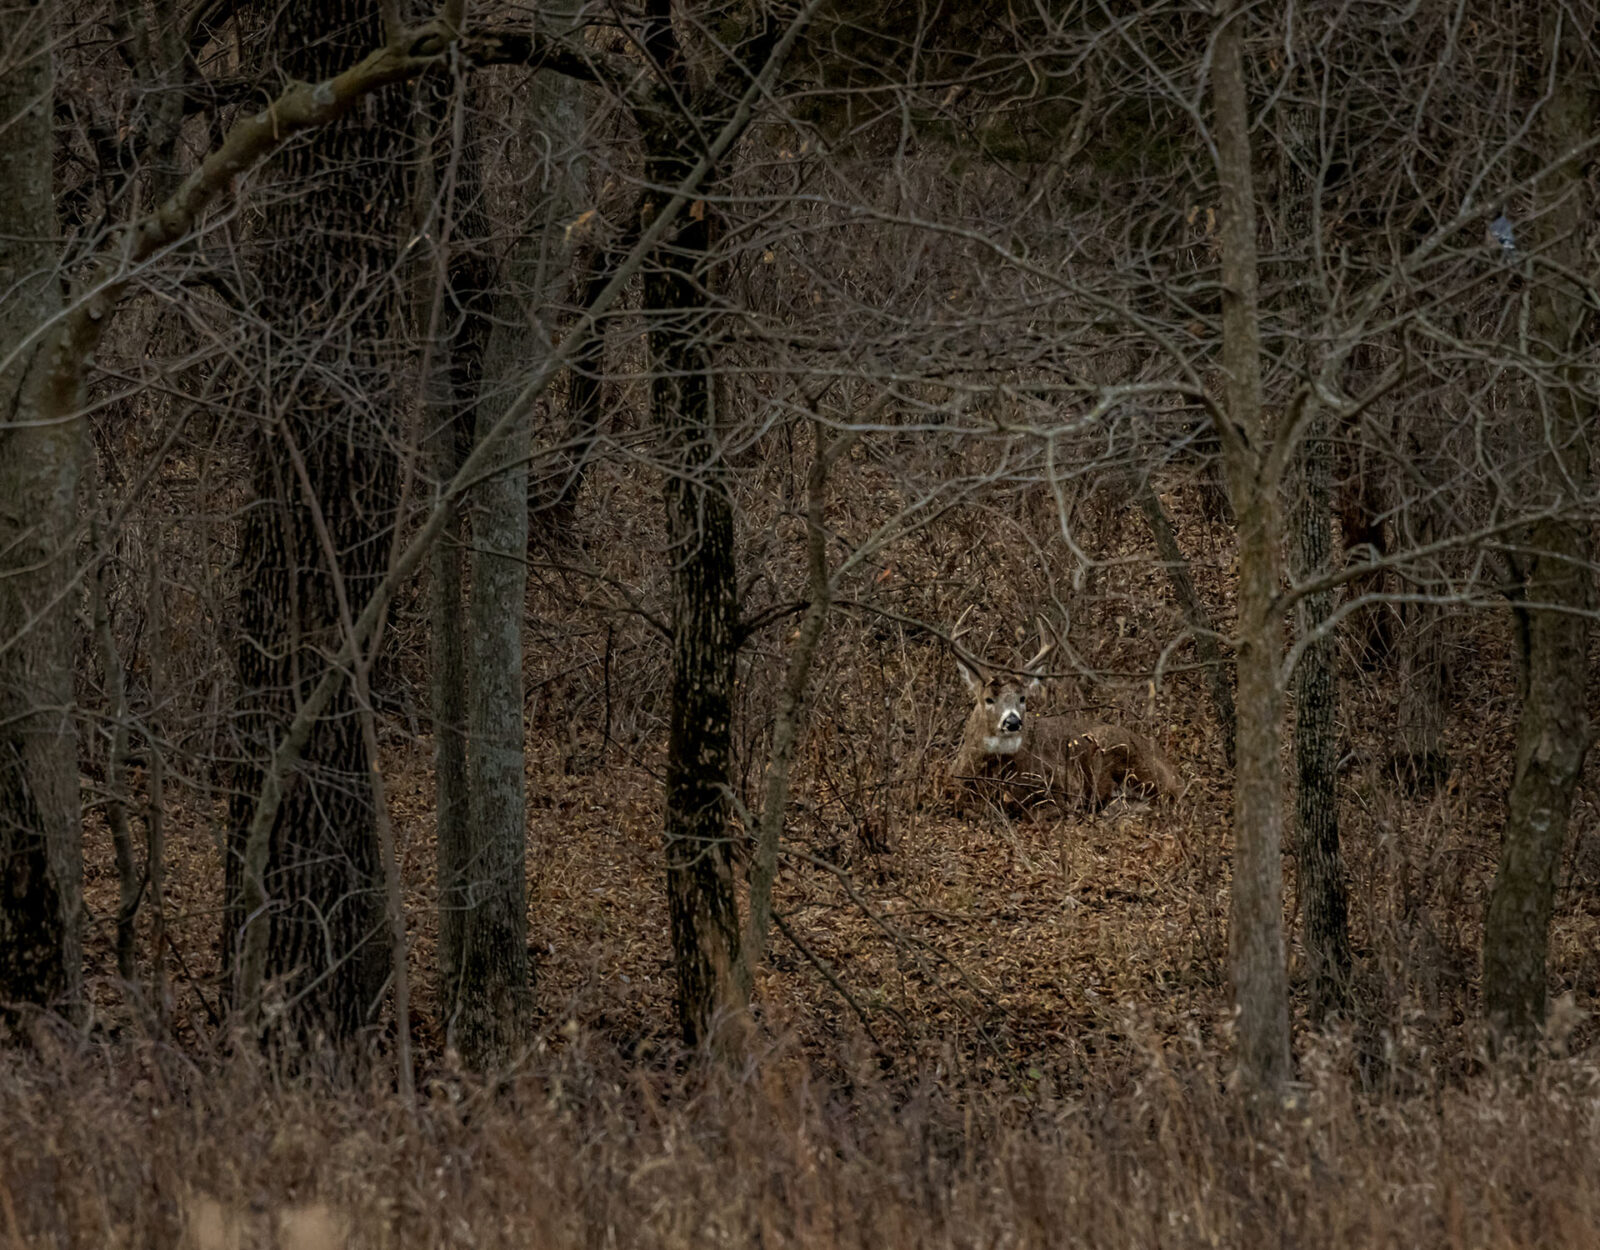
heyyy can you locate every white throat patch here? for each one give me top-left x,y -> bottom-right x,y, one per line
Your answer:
983,733 -> 1023,755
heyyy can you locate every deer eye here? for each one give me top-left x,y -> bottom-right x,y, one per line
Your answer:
984,697 -> 994,706
1019,697 -> 1026,706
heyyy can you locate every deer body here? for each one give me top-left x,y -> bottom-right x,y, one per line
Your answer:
951,621 -> 1178,810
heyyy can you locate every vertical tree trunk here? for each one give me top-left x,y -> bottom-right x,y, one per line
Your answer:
643,3 -> 748,1049
225,0 -> 407,1047
1292,413 -> 1352,1020
445,30 -> 587,1066
0,4 -> 83,1026
428,385 -> 470,1030
418,80 -> 492,1062
1482,22 -> 1594,1041
1213,5 -> 1291,1091
1281,85 -> 1352,1021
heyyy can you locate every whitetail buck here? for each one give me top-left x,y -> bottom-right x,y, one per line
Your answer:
950,617 -> 1178,810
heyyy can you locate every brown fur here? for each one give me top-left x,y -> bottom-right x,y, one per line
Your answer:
951,624 -> 1179,812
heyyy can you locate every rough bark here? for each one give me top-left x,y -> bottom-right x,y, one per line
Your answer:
0,4 -> 85,1024
225,0 -> 408,1047
226,11 -> 806,994
1213,6 -> 1291,1091
644,3 -> 748,1049
415,71 -> 493,1049
1482,24 -> 1595,1042
443,10 -> 586,1067
1282,84 -> 1351,1021
1291,412 -> 1352,1020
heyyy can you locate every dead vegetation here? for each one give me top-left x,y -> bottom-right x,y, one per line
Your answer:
5,1011 -> 1600,1249
33,460 -> 1600,1247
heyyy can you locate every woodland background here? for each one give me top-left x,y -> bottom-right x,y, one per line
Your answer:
2,0 -> 1599,1245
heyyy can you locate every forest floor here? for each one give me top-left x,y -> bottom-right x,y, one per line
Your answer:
43,641 -> 1600,1248
29,478 -> 1600,1246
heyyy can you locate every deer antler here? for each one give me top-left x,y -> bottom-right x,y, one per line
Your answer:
949,604 -> 987,683
1024,615 -> 1056,675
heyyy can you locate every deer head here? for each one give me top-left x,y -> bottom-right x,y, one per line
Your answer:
953,616 -> 1057,759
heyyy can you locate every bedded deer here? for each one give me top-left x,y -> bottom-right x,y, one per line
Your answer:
950,618 -> 1178,811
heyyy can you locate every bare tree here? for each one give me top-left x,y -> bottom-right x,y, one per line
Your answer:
1211,2 -> 1291,1091
439,27 -> 590,1065
642,4 -> 751,1049
1481,10 -> 1595,1043
0,3 -> 84,1024
223,0 -> 413,1046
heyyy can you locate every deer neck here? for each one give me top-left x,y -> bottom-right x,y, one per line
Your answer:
983,730 -> 1024,755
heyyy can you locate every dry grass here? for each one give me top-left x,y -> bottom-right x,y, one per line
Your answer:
4,1024 -> 1600,1248
41,452 -> 1600,1247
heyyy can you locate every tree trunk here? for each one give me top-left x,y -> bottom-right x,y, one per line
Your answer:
0,4 -> 84,1025
439,22 -> 587,1068
1281,83 -> 1351,1022
225,0 -> 407,1047
416,75 -> 493,1053
1482,21 -> 1594,1041
429,395 -> 470,1034
643,5 -> 748,1049
1291,412 -> 1352,1020
1213,5 -> 1291,1091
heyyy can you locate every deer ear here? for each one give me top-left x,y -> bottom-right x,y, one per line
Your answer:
955,655 -> 985,697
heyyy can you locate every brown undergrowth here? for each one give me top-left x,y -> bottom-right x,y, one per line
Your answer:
43,457 -> 1600,1246
4,1022 -> 1600,1248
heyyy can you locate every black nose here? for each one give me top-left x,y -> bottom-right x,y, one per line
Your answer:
1001,713 -> 1022,732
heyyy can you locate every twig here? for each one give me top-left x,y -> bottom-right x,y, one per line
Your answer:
772,911 -> 884,1048
233,0 -> 831,1024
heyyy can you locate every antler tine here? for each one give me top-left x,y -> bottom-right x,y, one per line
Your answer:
949,604 -> 988,679
1025,615 -> 1056,674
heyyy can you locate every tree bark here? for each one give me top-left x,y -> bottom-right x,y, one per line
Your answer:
1281,81 -> 1352,1022
415,71 -> 491,1053
225,0 -> 408,1047
441,12 -> 587,1068
644,4 -> 748,1049
1291,411 -> 1352,1020
1213,5 -> 1291,1091
0,3 -> 84,1026
1481,21 -> 1594,1042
